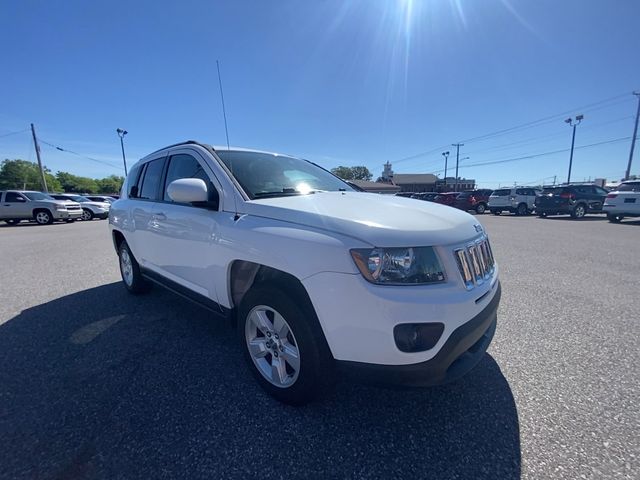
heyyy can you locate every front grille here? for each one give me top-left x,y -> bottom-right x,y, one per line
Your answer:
454,236 -> 495,290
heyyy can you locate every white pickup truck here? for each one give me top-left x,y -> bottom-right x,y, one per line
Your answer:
109,142 -> 501,404
0,190 -> 83,225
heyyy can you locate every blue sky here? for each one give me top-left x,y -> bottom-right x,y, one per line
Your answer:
1,0 -> 638,187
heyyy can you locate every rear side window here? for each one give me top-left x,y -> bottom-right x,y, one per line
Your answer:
493,189 -> 511,196
138,158 -> 165,200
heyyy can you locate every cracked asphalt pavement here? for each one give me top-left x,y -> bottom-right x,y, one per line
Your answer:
0,214 -> 638,479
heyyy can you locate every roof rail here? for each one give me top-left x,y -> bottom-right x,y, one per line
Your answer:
144,140 -> 216,158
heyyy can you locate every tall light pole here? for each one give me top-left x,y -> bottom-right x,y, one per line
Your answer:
441,151 -> 450,191
116,128 -> 128,176
624,92 -> 640,181
564,115 -> 583,184
452,143 -> 464,191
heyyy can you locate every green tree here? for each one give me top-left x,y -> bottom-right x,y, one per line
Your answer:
0,159 -> 62,191
331,166 -> 354,180
330,165 -> 372,181
96,175 -> 124,194
55,171 -> 99,193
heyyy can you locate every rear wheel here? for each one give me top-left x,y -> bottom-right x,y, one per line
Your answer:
571,203 -> 586,219
492,209 -> 501,215
537,211 -> 547,218
607,213 -> 624,223
34,210 -> 53,225
238,285 -> 332,405
118,241 -> 151,294
475,203 -> 487,214
516,203 -> 528,216
4,219 -> 21,226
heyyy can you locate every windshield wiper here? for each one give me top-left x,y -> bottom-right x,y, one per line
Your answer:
253,191 -> 303,198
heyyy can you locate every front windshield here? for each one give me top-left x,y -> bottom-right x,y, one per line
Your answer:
216,150 -> 354,199
23,192 -> 54,201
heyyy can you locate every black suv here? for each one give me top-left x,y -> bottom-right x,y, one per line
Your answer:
535,184 -> 608,219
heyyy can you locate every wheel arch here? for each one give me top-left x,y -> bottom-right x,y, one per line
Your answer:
112,229 -> 126,253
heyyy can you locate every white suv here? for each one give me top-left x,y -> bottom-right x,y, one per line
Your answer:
109,142 -> 501,404
488,187 -> 540,216
50,194 -> 110,220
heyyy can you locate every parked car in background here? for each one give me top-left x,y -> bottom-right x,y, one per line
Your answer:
433,192 -> 461,207
109,141 -> 501,405
85,195 -> 117,204
535,184 -> 608,219
411,192 -> 439,202
603,180 -> 640,222
50,194 -> 110,220
0,190 -> 82,225
488,187 -> 540,216
394,192 -> 415,198
454,189 -> 493,214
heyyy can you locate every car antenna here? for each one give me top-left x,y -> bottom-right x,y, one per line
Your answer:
216,60 -> 231,150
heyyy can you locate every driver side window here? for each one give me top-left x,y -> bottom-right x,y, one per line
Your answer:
163,154 -> 220,208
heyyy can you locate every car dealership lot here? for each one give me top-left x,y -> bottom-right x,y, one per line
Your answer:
0,216 -> 638,479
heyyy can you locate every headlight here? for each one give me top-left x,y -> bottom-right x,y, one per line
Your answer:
55,205 -> 67,210
350,247 -> 445,285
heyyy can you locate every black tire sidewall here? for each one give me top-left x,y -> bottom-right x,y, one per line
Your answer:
237,285 -> 331,405
82,209 -> 94,221
118,241 -> 150,294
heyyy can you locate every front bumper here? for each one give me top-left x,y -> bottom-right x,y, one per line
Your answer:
336,282 -> 500,387
53,209 -> 83,220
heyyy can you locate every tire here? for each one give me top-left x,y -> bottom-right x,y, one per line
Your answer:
570,203 -> 586,219
81,208 -> 94,221
537,211 -> 547,218
4,219 -> 21,226
475,203 -> 487,214
516,203 -> 528,216
118,240 -> 151,294
34,209 -> 53,225
492,209 -> 501,215
238,285 -> 333,405
607,213 -> 624,223
65,219 -> 76,223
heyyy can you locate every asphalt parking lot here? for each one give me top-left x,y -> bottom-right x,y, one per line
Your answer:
0,215 -> 638,479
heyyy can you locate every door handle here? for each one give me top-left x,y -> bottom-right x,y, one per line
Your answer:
152,213 -> 166,220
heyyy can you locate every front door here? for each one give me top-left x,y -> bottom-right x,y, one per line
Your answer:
145,150 -> 222,305
2,192 -> 30,219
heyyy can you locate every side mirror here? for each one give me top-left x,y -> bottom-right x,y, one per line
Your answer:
167,178 -> 209,204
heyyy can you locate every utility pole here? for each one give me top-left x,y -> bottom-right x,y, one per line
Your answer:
625,91 -> 640,181
116,128 -> 128,176
452,143 -> 464,192
441,151 -> 450,192
565,115 -> 584,184
30,123 -> 48,192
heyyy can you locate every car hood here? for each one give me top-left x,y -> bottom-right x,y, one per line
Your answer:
240,192 -> 483,247
51,199 -> 80,208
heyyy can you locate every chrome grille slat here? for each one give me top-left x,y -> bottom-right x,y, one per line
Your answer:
454,236 -> 495,290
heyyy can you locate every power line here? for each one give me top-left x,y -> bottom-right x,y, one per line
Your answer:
389,91 -> 635,165
430,136 -> 633,174
0,128 -> 30,139
39,139 -> 124,170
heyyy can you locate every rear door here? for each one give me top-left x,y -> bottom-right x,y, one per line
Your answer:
489,188 -> 511,207
129,156 -> 166,266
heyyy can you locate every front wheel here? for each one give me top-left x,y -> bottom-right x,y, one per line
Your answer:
238,285 -> 332,405
475,203 -> 487,214
34,210 -> 53,225
491,209 -> 501,215
538,211 -> 547,218
571,203 -> 586,219
607,213 -> 624,223
81,209 -> 94,221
